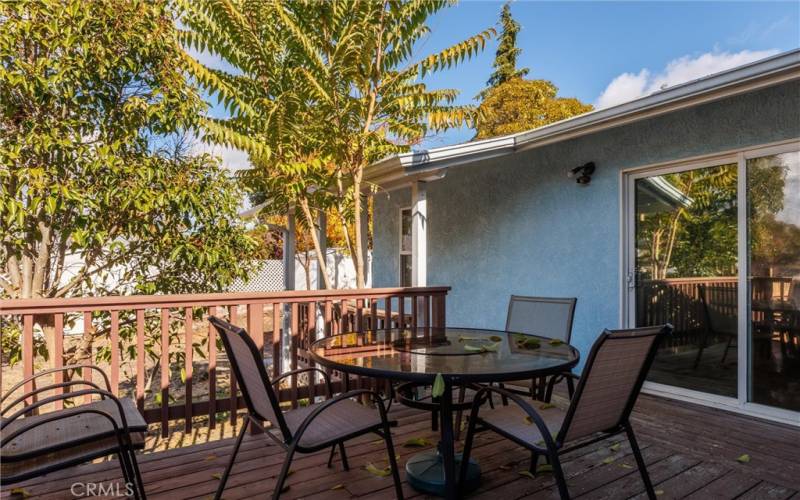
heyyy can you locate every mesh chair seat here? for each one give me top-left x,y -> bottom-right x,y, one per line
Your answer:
479,403 -> 565,446
284,399 -> 383,448
2,398 -> 147,461
1,431 -> 145,480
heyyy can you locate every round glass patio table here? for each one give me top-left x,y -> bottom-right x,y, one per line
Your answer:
309,327 -> 580,499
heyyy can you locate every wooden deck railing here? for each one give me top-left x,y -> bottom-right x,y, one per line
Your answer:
0,287 -> 448,437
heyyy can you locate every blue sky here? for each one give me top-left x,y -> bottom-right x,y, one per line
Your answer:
417,1 -> 800,147
196,1 -> 800,168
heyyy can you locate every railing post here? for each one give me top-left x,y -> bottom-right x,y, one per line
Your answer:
183,306 -> 193,432
432,293 -> 446,328
22,314 -> 34,410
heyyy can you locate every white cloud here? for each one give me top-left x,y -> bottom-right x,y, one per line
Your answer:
192,139 -> 252,171
595,49 -> 780,109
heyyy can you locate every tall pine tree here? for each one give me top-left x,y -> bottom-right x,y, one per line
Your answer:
475,3 -> 593,139
486,3 -> 529,89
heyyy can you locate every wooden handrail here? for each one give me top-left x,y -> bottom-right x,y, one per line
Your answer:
1,287 -> 449,438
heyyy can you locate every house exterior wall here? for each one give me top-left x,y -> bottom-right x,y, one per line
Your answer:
372,81 -> 800,361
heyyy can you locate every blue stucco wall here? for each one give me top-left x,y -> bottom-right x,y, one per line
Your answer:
372,82 -> 800,362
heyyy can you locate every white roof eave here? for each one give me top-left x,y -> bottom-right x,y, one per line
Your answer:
365,49 -> 800,187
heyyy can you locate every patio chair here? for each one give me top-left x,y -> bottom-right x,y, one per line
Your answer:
694,284 -> 737,368
1,365 -> 147,499
460,324 -> 673,500
499,295 -> 578,400
208,317 -> 403,500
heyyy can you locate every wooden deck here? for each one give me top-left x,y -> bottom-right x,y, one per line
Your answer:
3,393 -> 799,499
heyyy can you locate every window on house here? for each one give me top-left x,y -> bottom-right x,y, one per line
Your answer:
400,208 -> 412,286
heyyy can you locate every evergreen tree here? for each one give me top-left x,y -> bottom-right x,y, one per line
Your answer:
486,3 -> 529,89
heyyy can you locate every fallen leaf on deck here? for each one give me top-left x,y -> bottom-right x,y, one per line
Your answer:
286,469 -> 295,477
536,464 -> 553,474
499,464 -> 512,471
535,439 -> 545,446
204,454 -> 217,461
371,439 -> 385,445
538,403 -> 555,410
602,457 -> 615,464
280,485 -> 290,493
523,415 -> 533,425
518,470 -> 536,480
736,454 -> 751,463
212,473 -> 222,480
10,488 -> 32,498
331,484 -> 345,490
403,437 -> 433,448
655,490 -> 664,496
619,463 -> 633,469
609,443 -> 621,452
365,463 -> 392,477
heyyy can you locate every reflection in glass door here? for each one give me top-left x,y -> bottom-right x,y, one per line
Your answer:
747,151 -> 800,411
632,163 -> 739,397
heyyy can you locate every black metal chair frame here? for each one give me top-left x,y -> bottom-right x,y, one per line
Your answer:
460,324 -> 672,500
209,317 -> 403,500
1,365 -> 146,499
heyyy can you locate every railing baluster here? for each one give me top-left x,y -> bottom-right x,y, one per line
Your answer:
22,314 -> 34,409
54,313 -> 64,410
324,300 -> 332,337
184,306 -> 193,432
208,305 -> 217,429
229,305 -> 238,426
385,296 -> 392,330
398,295 -> 405,329
411,294 -> 418,330
291,302 -> 299,408
136,309 -> 145,413
110,310 -> 119,396
272,302 -> 281,379
308,301 -> 317,402
160,308 -> 170,438
370,299 -> 378,331
424,295 -> 431,328
83,311 -> 93,404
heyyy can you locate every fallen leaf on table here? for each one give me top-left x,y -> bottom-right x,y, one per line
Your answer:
212,473 -> 222,480
489,335 -> 503,342
10,488 -> 32,498
482,342 -> 500,352
365,463 -> 392,477
609,443 -> 621,452
518,470 -> 536,480
602,457 -> 615,465
463,344 -> 486,353
548,339 -> 564,346
536,464 -> 553,474
330,484 -> 345,490
736,454 -> 751,463
458,336 -> 480,342
538,403 -> 555,410
403,437 -> 432,448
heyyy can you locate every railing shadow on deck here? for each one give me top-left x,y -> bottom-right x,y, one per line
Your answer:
0,287 -> 449,439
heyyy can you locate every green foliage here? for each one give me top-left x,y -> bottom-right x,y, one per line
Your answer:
475,78 -> 593,139
0,0 -> 257,302
485,3 -> 529,90
180,0 -> 494,287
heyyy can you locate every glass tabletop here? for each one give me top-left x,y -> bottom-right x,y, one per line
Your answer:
310,327 -> 580,383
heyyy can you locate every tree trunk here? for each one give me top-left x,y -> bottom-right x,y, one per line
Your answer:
352,174 -> 365,289
298,199 -> 333,290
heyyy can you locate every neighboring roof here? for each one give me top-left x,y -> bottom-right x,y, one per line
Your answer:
366,49 -> 800,189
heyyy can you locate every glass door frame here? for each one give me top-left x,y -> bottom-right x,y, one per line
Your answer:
621,139 -> 800,426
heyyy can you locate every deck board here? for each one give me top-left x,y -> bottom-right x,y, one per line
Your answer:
2,393 -> 799,499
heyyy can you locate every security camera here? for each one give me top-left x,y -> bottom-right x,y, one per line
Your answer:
568,162 -> 595,185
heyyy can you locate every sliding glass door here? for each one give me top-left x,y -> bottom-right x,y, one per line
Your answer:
747,150 -> 800,411
631,162 -> 739,398
625,142 -> 800,417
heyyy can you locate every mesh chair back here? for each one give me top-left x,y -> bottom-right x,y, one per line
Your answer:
505,296 -> 577,342
209,316 -> 291,441
699,284 -> 738,336
560,324 -> 671,443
